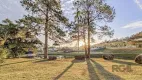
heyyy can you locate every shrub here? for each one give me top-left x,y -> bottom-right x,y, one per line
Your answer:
135,54 -> 142,64
0,48 -> 9,63
74,55 -> 85,60
102,54 -> 114,60
48,56 -> 57,60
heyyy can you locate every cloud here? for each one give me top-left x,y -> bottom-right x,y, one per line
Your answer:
61,0 -> 74,4
0,0 -> 26,21
61,0 -> 74,16
122,21 -> 142,29
66,0 -> 74,4
134,0 -> 142,9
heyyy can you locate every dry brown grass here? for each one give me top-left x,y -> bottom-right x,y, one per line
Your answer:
0,58 -> 142,80
91,58 -> 142,80
0,58 -> 89,80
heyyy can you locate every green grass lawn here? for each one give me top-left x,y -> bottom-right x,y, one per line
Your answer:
0,58 -> 142,80
102,48 -> 142,54
48,48 -> 142,60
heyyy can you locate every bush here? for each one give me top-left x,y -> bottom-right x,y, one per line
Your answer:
48,56 -> 57,60
74,55 -> 85,60
0,49 -> 9,63
8,47 -> 26,58
102,54 -> 114,60
135,54 -> 142,64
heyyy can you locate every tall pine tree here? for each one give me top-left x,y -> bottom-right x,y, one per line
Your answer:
21,0 -> 68,58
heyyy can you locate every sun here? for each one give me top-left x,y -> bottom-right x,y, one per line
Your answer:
79,41 -> 85,46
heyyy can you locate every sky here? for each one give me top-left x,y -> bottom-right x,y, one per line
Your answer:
0,0 -> 142,44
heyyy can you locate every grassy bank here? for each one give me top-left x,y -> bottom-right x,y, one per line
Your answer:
102,48 -> 142,54
90,48 -> 142,60
47,48 -> 142,60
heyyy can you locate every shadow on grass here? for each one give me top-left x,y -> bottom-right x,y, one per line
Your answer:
91,59 -> 124,80
86,59 -> 100,80
34,58 -> 62,63
34,59 -> 49,63
54,59 -> 85,80
110,59 -> 141,66
0,59 -> 33,67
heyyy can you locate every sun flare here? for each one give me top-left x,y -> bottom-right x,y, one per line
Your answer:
79,41 -> 85,46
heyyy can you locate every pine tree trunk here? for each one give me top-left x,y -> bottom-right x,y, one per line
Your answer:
77,8 -> 80,54
87,28 -> 90,58
78,27 -> 79,53
87,5 -> 90,59
44,5 -> 49,59
44,27 -> 48,59
83,28 -> 87,58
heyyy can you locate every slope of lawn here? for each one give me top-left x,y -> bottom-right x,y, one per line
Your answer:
0,58 -> 142,80
102,48 -> 142,54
